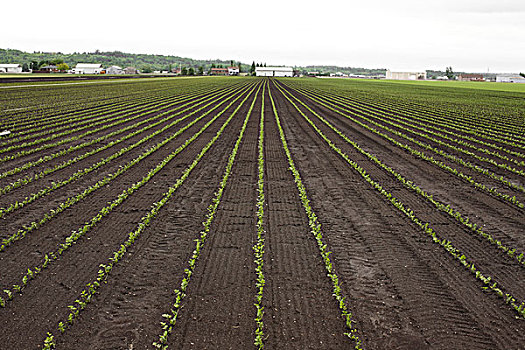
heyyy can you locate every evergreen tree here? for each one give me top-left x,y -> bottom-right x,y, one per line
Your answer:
188,67 -> 195,75
250,61 -> 256,74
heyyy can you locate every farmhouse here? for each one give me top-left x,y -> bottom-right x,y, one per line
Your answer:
106,66 -> 124,74
386,70 -> 426,80
72,63 -> 103,74
0,64 -> 22,73
255,67 -> 293,77
210,68 -> 228,76
228,66 -> 239,76
496,75 -> 525,83
458,74 -> 484,82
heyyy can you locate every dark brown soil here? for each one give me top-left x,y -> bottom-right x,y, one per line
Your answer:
0,78 -> 524,350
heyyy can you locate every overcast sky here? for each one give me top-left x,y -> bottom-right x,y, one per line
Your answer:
2,0 -> 524,73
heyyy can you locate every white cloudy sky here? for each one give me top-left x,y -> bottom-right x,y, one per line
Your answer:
2,0 -> 524,72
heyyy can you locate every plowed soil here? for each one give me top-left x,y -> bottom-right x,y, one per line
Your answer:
0,77 -> 524,350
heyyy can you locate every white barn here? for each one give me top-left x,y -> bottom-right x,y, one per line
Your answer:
256,67 -> 293,77
0,64 -> 22,73
73,63 -> 103,74
386,70 -> 426,80
106,66 -> 124,74
496,75 -> 525,83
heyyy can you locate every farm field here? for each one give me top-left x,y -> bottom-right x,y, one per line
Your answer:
0,76 -> 524,349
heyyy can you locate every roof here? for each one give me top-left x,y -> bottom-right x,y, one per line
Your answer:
228,66 -> 239,69
75,63 -> 102,68
211,68 -> 228,71
0,64 -> 21,68
107,66 -> 123,69
255,67 -> 293,72
459,74 -> 483,78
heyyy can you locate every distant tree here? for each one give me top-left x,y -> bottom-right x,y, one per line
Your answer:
188,67 -> 195,75
520,72 -> 525,78
168,63 -> 172,72
57,63 -> 69,71
230,60 -> 234,67
142,65 -> 153,73
181,67 -> 188,75
445,66 -> 454,80
211,63 -> 216,69
238,62 -> 242,73
198,66 -> 204,75
38,60 -> 49,69
250,61 -> 256,74
50,58 -> 64,65
264,63 -> 266,67
30,61 -> 38,71
22,63 -> 29,72
256,63 -> 260,67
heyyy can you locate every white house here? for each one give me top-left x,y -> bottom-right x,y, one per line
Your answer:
106,66 -> 124,74
256,67 -> 293,77
496,75 -> 525,83
386,70 -> 426,80
0,64 -> 22,73
72,63 -> 103,74
228,66 -> 239,76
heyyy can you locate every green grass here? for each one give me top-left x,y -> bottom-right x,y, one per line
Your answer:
383,79 -> 525,93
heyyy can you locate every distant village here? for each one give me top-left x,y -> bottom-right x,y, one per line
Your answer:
1,62 -> 524,83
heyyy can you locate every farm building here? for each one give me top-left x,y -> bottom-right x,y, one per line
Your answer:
496,75 -> 525,83
228,67 -> 239,76
458,74 -> 484,82
40,65 -> 59,73
256,67 -> 293,77
386,70 -> 426,80
0,64 -> 22,73
124,67 -> 139,74
72,63 -> 103,74
210,68 -> 228,76
106,66 -> 124,74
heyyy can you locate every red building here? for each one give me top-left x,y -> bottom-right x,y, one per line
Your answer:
210,68 -> 228,76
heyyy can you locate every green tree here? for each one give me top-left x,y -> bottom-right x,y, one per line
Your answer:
238,62 -> 242,73
230,60 -> 234,67
445,66 -> 454,80
181,67 -> 188,75
22,63 -> 29,72
188,67 -> 195,75
142,65 -> 153,73
211,63 -> 216,68
198,66 -> 204,75
57,63 -> 69,71
250,61 -> 256,74
520,72 -> 525,78
50,58 -> 64,65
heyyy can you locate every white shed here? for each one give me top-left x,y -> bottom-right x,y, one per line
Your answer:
256,67 -> 293,77
496,75 -> 525,83
386,70 -> 426,80
0,64 -> 22,73
106,66 -> 124,74
73,63 -> 103,74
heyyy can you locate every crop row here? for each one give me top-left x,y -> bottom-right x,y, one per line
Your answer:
281,82 -> 525,207
253,82 -> 266,349
0,82 -> 247,201
273,81 -> 525,321
2,80 -> 241,142
300,88 -> 525,167
276,81 -> 525,267
0,82 -> 255,253
268,82 -> 362,348
151,83 -> 261,350
2,82 -> 257,315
